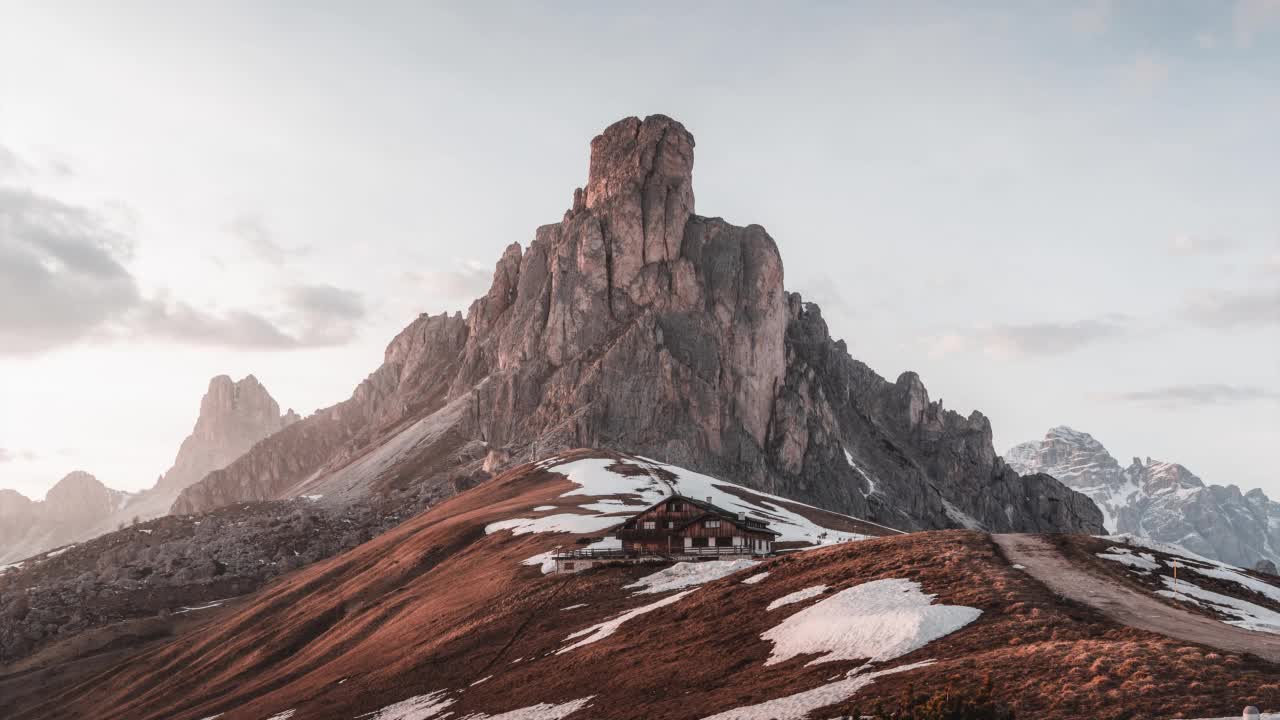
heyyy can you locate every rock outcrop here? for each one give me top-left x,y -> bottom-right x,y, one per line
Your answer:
173,115 -> 1102,535
1008,426 -> 1280,567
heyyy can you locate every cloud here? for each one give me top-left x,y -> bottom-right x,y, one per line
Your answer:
1100,384 -> 1280,409
1181,287 -> 1280,329
1234,0 -> 1280,47
0,170 -> 365,354
402,259 -> 493,302
285,284 -> 367,345
227,214 -> 310,266
1123,54 -> 1169,91
0,448 -> 37,463
1196,32 -> 1218,49
0,185 -> 142,354
927,315 -> 1136,359
132,299 -> 302,349
1070,0 -> 1111,36
1169,233 -> 1235,256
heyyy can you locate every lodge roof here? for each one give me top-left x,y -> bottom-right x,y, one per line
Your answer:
624,493 -> 781,536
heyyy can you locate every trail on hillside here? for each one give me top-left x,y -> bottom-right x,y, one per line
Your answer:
993,534 -> 1280,663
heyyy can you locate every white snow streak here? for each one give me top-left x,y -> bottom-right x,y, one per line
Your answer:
360,690 -> 455,720
700,661 -> 935,720
557,591 -> 694,654
458,696 -> 594,720
766,585 -> 828,611
741,572 -> 770,585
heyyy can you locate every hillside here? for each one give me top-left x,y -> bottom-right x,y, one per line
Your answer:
1008,426 -> 1280,569
9,452 -> 1279,720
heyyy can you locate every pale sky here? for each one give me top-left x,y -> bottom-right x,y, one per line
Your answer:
1,1 -> 1276,500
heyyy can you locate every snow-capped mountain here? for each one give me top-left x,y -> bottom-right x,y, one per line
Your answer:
1007,426 -> 1280,569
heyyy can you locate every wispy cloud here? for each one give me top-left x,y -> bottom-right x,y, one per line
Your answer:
1099,383 -> 1280,408
1070,0 -> 1112,36
1123,53 -> 1170,91
402,259 -> 493,303
1234,0 -> 1280,47
1181,287 -> 1280,329
0,154 -> 366,355
227,214 -> 310,266
926,315 -> 1136,359
1169,233 -> 1235,256
0,448 -> 37,463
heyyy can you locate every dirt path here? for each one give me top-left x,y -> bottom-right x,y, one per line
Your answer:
993,534 -> 1280,663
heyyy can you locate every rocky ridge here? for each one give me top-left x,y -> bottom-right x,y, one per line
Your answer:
1007,425 -> 1280,568
0,375 -> 296,564
173,115 -> 1102,535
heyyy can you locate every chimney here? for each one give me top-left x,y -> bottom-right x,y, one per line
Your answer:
706,496 -> 712,505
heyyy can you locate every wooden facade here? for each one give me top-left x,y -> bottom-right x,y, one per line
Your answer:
615,495 -> 779,556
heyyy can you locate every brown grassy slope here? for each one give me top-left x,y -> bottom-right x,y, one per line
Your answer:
12,452 -> 1280,720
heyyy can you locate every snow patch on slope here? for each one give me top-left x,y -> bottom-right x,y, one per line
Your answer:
761,578 -> 981,666
1158,576 -> 1280,634
625,560 -> 759,595
1097,547 -> 1161,573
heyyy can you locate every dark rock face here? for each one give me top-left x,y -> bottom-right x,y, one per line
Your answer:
1009,426 -> 1280,567
174,115 -> 1102,535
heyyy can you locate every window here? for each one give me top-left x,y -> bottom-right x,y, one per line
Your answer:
666,521 -> 674,529
669,502 -> 683,511
643,521 -> 656,530
704,520 -> 721,528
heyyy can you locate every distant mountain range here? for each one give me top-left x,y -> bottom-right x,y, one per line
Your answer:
0,375 -> 297,563
1007,426 -> 1280,569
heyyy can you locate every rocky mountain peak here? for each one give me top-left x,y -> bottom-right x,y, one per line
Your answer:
43,471 -> 117,522
1010,425 -> 1280,568
171,114 -> 1101,537
155,375 -> 298,494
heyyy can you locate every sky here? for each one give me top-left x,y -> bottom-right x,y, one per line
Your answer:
0,1 -> 1276,500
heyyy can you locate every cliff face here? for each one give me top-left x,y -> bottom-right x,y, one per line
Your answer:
173,115 -> 1102,534
1009,426 -> 1280,566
